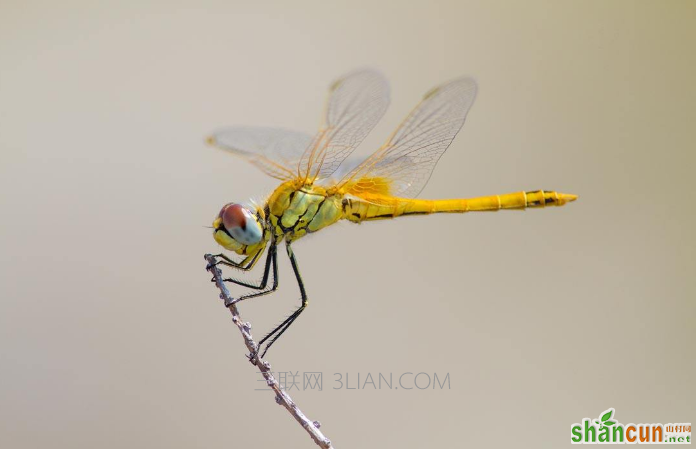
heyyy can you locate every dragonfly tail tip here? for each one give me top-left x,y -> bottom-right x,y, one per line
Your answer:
560,193 -> 578,204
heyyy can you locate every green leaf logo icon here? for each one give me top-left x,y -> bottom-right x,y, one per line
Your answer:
594,408 -> 616,429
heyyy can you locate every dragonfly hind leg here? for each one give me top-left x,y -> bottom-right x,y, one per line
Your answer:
255,242 -> 308,359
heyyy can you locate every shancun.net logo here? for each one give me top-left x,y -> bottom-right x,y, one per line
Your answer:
571,408 -> 691,444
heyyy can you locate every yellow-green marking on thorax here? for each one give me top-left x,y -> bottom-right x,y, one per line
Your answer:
267,181 -> 343,242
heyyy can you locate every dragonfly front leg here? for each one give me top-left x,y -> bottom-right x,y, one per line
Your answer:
218,244 -> 276,292
227,244 -> 279,306
208,250 -> 261,272
255,242 -> 308,359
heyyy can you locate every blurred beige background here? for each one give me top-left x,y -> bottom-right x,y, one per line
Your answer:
1,0 -> 694,447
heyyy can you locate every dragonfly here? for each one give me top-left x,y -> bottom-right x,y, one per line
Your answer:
206,69 -> 577,358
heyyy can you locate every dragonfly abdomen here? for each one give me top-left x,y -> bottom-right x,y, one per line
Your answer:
344,190 -> 577,222
435,190 -> 578,212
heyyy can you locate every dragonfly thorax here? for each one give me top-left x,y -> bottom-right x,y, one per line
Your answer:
213,203 -> 266,254
266,181 -> 344,242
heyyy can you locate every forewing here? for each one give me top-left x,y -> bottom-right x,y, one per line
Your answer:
299,69 -> 390,182
208,126 -> 313,180
338,77 -> 477,200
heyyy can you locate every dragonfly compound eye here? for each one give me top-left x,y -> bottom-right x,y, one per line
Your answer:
219,203 -> 263,245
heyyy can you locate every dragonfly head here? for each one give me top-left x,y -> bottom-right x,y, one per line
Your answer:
213,203 -> 265,253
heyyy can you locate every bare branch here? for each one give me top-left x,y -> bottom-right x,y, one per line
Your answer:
204,254 -> 334,449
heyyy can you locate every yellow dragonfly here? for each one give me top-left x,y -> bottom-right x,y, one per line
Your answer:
207,69 -> 577,358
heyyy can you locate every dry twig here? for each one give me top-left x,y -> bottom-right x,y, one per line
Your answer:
205,254 -> 334,449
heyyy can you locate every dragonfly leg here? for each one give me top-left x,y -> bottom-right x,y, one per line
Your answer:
255,242 -> 308,359
209,251 -> 261,272
229,245 -> 279,306
219,244 -> 275,292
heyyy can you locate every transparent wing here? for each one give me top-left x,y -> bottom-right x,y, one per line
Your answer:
299,69 -> 390,183
207,126 -> 313,180
336,77 -> 477,200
